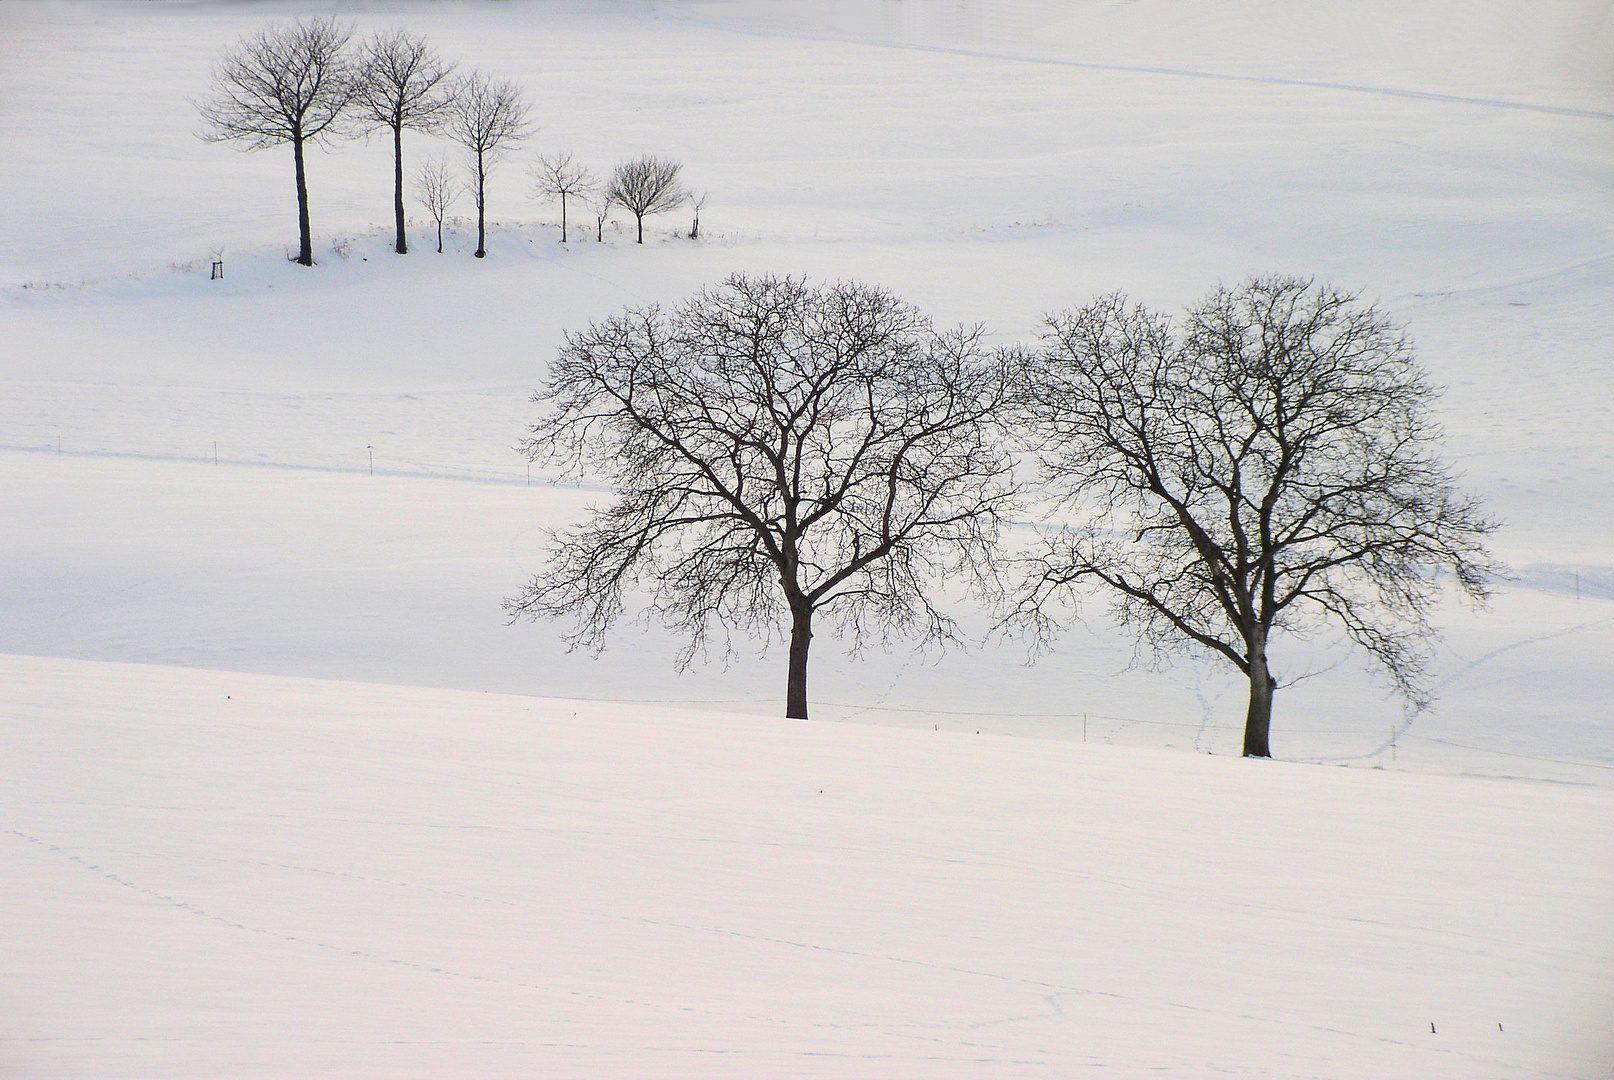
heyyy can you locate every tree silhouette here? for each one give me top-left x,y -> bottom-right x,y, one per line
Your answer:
528,153 -> 596,243
1013,276 -> 1499,757
445,71 -> 531,258
196,18 -> 360,267
607,155 -> 685,244
509,275 -> 1018,719
352,29 -> 456,255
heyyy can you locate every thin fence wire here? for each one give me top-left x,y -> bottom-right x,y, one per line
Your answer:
1400,733 -> 1614,771
542,691 -> 1613,773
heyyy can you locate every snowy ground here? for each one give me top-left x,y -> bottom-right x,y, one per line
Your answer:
5,653 -> 1612,1079
2,0 -> 1612,1075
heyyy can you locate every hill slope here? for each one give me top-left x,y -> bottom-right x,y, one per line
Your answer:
4,653 -> 1611,1078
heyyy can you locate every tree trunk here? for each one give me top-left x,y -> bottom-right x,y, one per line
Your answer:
1242,636 -> 1274,758
436,216 -> 444,254
392,123 -> 407,255
786,605 -> 812,720
635,211 -> 644,244
292,133 -> 313,267
474,151 -> 487,258
559,192 -> 568,243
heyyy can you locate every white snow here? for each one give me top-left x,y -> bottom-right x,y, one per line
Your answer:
5,653 -> 1612,1078
2,0 -> 1611,1075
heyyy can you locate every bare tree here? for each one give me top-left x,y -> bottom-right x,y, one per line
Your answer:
528,153 -> 596,243
444,71 -> 531,258
196,18 -> 360,267
687,190 -> 708,240
607,155 -> 685,244
507,275 -> 1018,720
413,153 -> 459,253
583,190 -> 612,242
352,29 -> 456,255
1012,275 -> 1499,758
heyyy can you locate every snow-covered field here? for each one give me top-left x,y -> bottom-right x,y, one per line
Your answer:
6,652 -> 1612,1079
3,1 -> 1612,1075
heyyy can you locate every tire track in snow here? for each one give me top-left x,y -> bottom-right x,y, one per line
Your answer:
1394,252 -> 1614,310
670,17 -> 1614,122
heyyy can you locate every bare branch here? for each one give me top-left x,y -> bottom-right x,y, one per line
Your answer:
351,29 -> 456,135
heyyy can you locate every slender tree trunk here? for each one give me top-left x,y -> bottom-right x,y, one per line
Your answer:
436,215 -> 444,254
635,211 -> 644,244
292,132 -> 313,266
474,151 -> 487,258
392,123 -> 407,255
786,604 -> 813,720
1242,633 -> 1274,758
559,192 -> 568,243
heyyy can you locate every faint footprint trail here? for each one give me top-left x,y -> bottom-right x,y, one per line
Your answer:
673,17 -> 1614,123
1337,614 -> 1614,763
0,826 -> 1105,1049
1428,614 -> 1614,702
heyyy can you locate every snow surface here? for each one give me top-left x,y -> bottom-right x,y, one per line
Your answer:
2,0 -> 1612,1075
5,653 -> 1612,1078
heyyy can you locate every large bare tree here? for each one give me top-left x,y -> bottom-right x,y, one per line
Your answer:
352,29 -> 456,255
507,275 -> 1018,720
196,18 -> 360,267
1013,276 -> 1498,758
528,153 -> 596,243
607,155 -> 685,244
444,71 -> 531,258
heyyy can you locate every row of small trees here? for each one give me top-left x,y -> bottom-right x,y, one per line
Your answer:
410,150 -> 695,255
506,274 -> 1498,759
196,19 -> 698,263
530,152 -> 700,245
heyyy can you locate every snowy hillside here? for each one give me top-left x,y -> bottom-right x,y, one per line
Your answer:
5,653 -> 1612,1078
2,0 -> 1612,1075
